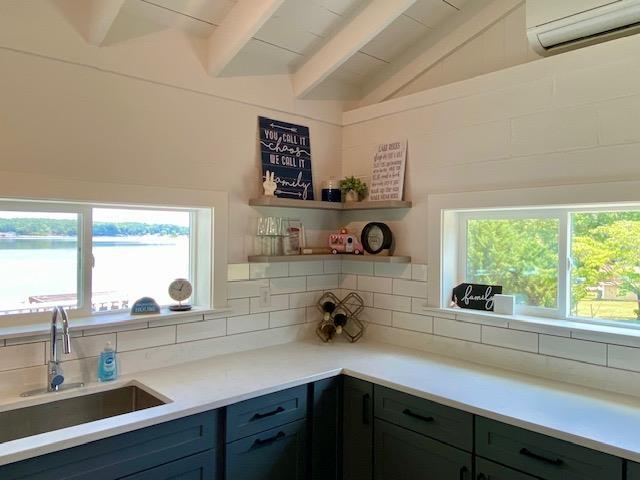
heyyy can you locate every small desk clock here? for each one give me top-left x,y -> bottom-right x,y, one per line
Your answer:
168,278 -> 193,311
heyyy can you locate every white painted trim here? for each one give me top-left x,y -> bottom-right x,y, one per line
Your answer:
85,0 -> 126,46
206,0 -> 286,77
292,0 -> 417,98
359,0 -> 523,106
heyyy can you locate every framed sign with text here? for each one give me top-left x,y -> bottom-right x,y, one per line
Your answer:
258,116 -> 314,200
451,283 -> 503,312
369,140 -> 406,201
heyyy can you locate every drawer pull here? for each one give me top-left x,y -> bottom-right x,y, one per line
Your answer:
459,466 -> 469,480
251,406 -> 285,421
519,447 -> 564,466
253,431 -> 286,447
402,408 -> 434,423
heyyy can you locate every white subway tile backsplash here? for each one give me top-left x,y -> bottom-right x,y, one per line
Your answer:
290,291 -> 324,309
289,261 -> 324,276
392,279 -> 427,298
177,318 -> 226,343
228,263 -> 250,281
374,263 -> 411,279
270,308 -> 306,328
46,333 -> 116,361
0,343 -> 45,371
482,326 -> 538,353
539,335 -> 606,365
228,313 -> 269,335
374,293 -> 412,313
608,345 -> 640,372
270,276 -> 307,294
433,317 -> 481,342
339,274 -> 357,290
228,279 -> 269,299
117,326 -> 176,352
392,312 -> 433,333
250,294 -> 289,313
361,307 -> 392,326
572,330 -> 640,348
411,264 -> 428,282
323,260 -> 341,274
250,262 -> 289,279
342,261 -> 374,275
307,274 -> 339,290
341,290 -> 374,307
306,306 -> 323,324
357,275 -> 392,294
227,298 -> 251,317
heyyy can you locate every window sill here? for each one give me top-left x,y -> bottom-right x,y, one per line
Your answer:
0,306 -> 231,341
420,305 -> 640,342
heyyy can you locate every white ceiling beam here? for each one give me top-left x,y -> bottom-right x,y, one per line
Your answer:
292,0 -> 418,98
85,0 -> 126,46
206,0 -> 285,77
360,0 -> 523,106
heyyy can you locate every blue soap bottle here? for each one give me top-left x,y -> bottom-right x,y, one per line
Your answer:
98,341 -> 118,382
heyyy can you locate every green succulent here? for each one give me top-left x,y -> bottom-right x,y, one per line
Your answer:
339,176 -> 368,196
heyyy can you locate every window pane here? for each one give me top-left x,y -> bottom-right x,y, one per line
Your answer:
0,211 -> 79,315
92,208 -> 190,310
571,211 -> 640,322
466,218 -> 559,308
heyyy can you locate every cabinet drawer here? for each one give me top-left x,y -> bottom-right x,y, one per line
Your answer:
374,419 -> 472,480
374,385 -> 473,451
475,458 -> 538,480
476,417 -> 623,480
119,450 -> 216,480
225,419 -> 306,480
0,410 -> 219,480
226,385 -> 307,442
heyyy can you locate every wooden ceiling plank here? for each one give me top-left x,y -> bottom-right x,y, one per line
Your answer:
206,0 -> 285,77
292,0 -> 418,98
86,0 -> 127,46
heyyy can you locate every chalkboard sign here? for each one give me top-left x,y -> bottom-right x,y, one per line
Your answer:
452,283 -> 502,311
259,116 -> 314,200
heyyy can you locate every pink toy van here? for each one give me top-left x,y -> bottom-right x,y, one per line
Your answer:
329,229 -> 363,255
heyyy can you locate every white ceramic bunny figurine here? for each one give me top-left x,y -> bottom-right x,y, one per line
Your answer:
263,170 -> 277,196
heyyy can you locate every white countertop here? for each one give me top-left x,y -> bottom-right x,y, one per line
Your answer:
2,340 -> 640,466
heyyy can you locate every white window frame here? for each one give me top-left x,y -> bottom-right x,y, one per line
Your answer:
427,180 -> 640,330
0,172 -> 228,331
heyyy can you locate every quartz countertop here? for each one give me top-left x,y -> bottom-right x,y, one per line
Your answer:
2,340 -> 640,466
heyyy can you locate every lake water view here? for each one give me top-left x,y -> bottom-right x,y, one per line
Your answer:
0,236 -> 189,313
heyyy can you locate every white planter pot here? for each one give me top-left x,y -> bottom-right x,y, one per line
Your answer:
345,190 -> 359,202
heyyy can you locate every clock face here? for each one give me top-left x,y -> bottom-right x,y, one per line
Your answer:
168,278 -> 193,302
366,225 -> 384,251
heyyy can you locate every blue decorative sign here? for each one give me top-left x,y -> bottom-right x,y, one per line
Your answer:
259,116 -> 314,200
131,297 -> 160,315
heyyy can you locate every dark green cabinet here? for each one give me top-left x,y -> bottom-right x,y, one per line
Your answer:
311,377 -> 342,480
120,450 -> 216,480
225,419 -> 307,480
343,376 -> 373,480
374,419 -> 472,480
475,458 -> 537,480
628,461 -> 640,479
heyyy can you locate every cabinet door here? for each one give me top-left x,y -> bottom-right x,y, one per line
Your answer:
311,377 -> 342,480
374,419 -> 472,480
119,450 -> 216,480
343,376 -> 373,480
475,458 -> 538,480
226,418 -> 306,480
628,461 -> 640,479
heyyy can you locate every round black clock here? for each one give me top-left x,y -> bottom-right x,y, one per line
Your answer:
361,222 -> 393,254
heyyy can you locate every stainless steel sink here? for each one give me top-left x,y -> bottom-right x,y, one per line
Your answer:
0,385 -> 166,443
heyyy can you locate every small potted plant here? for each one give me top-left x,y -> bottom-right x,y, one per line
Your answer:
339,176 -> 368,202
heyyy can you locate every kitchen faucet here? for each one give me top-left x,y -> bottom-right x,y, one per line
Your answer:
48,305 -> 71,391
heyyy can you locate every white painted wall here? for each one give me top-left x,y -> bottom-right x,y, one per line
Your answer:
342,33 -> 640,263
394,3 -> 538,98
0,1 -> 344,262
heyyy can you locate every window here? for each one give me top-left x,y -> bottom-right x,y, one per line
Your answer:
454,206 -> 640,324
0,200 -> 208,319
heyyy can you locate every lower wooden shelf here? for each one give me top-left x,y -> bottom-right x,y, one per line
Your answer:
247,254 -> 411,263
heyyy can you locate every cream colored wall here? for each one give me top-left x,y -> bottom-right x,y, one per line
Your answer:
0,1 -> 344,262
394,3 -> 538,98
342,33 -> 640,263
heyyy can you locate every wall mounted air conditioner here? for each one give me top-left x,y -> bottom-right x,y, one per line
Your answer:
527,0 -> 640,56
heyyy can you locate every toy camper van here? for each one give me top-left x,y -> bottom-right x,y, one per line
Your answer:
329,228 -> 363,255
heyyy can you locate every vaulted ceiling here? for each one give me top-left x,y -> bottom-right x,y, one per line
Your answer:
60,0 -> 506,104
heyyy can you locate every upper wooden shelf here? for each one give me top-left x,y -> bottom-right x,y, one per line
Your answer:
249,197 -> 411,211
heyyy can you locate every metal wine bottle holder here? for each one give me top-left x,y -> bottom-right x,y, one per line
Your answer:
315,291 -> 365,343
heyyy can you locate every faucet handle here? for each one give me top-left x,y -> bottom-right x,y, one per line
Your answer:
50,373 -> 65,389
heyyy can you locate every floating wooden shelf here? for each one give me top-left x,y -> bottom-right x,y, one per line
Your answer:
248,254 -> 411,263
249,197 -> 411,211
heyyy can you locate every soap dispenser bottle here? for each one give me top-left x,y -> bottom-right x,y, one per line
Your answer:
98,341 -> 118,382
